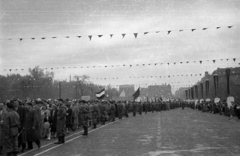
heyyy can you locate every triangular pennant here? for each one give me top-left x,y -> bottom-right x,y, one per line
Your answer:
156,31 -> 160,33
168,31 -> 171,34
191,29 -> 196,32
52,37 -> 57,38
226,59 -> 229,61
65,36 -> 69,38
20,38 -> 23,41
200,61 -> 202,64
174,62 -> 176,65
167,63 -> 169,65
154,63 -> 157,65
77,36 -> 81,38
179,30 -> 183,32
216,27 -> 221,29
228,26 -> 233,28
186,61 -> 189,63
98,35 -> 103,38
133,33 -> 138,38
31,38 -> 35,40
233,58 -> 236,62
110,34 -> 113,38
122,34 -> 126,38
213,60 -> 216,63
88,35 -> 92,41
41,37 -> 46,40
144,32 -> 149,35
202,28 -> 207,30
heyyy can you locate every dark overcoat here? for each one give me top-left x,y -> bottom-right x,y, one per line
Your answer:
17,106 -> 27,144
25,108 -> 42,142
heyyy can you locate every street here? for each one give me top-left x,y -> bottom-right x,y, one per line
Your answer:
20,108 -> 240,156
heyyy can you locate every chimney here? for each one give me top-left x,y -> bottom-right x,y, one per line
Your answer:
205,71 -> 208,76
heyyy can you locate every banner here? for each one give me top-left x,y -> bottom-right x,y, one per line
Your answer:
213,74 -> 219,97
226,68 -> 231,95
194,85 -> 198,99
185,90 -> 188,99
191,87 -> 194,99
205,80 -> 210,98
132,88 -> 140,100
200,83 -> 204,98
95,88 -> 105,99
188,89 -> 191,99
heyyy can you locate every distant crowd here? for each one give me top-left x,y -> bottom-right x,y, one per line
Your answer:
0,98 -> 180,156
186,100 -> 240,120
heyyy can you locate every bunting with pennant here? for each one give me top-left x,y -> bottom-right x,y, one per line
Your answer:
0,25 -> 235,41
3,57 -> 238,72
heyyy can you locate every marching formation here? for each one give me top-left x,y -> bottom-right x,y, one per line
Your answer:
0,98 -> 180,156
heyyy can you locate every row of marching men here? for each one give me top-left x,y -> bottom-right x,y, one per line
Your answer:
0,98 -> 181,156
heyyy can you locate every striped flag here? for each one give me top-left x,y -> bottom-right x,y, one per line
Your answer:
95,88 -> 105,99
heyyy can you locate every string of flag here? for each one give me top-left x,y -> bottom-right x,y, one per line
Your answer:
3,57 -> 239,72
0,25 -> 235,41
13,83 -> 196,89
90,73 -> 203,80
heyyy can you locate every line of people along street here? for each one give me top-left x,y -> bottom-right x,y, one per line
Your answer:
0,98 -> 180,156
182,100 -> 240,120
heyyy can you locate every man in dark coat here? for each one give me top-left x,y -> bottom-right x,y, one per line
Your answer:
54,99 -> 67,144
3,101 -> 20,156
65,104 -> 72,134
14,100 -> 27,153
50,104 -> 58,138
25,102 -> 41,150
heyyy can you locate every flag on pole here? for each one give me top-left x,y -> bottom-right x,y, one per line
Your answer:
132,87 -> 140,100
95,88 -> 105,99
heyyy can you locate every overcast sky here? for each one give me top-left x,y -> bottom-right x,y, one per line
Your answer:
0,0 -> 239,92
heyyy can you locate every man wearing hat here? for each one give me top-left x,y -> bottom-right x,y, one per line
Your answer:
0,102 -> 7,155
81,100 -> 89,136
54,99 -> 67,144
3,101 -> 20,156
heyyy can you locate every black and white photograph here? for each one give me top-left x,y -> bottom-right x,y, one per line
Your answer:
0,0 -> 240,155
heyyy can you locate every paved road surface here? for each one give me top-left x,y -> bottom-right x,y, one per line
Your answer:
20,108 -> 240,156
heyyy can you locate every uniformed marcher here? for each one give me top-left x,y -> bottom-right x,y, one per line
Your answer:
54,99 -> 67,144
124,101 -> 129,117
138,102 -> 143,115
143,102 -> 147,114
132,102 -> 137,116
81,101 -> 89,136
3,101 -> 20,156
117,101 -> 123,119
109,101 -> 116,122
0,102 -> 7,155
92,101 -> 99,128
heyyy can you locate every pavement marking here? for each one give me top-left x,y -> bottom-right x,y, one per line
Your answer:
34,119 -> 122,156
19,129 -> 84,156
